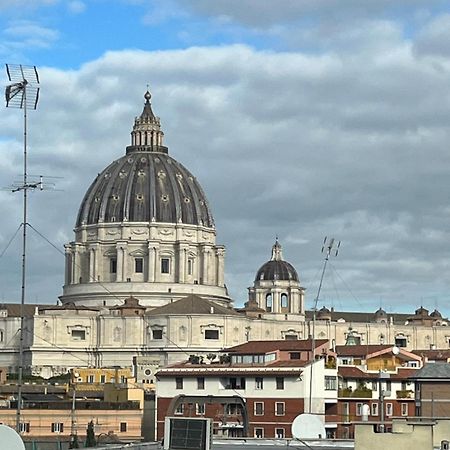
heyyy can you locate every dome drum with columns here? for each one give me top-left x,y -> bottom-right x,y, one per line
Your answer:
61,91 -> 230,307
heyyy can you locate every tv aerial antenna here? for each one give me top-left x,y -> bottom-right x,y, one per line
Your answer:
4,63 -> 40,433
308,236 -> 340,414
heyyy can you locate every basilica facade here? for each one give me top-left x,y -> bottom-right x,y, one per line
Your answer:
0,90 -> 449,378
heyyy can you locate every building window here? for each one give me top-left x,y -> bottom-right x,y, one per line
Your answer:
343,402 -> 350,421
135,258 -> 143,273
197,377 -> 205,390
281,293 -> 289,308
401,403 -> 408,416
110,258 -> 117,274
176,377 -> 183,389
152,329 -> 163,340
276,377 -> 284,390
0,330 -> 4,342
226,404 -> 243,415
285,334 -> 298,340
120,422 -> 127,432
386,403 -> 393,417
254,402 -> 264,415
255,377 -> 263,390
372,381 -> 378,391
290,352 -> 301,360
161,258 -> 170,274
371,402 -> 379,416
275,402 -> 285,416
71,329 -> 86,341
51,423 -> 64,433
205,329 -> 219,340
356,403 -> 363,416
275,428 -> 285,438
395,337 -> 407,348
188,259 -> 193,275
196,403 -> 205,415
19,422 -> 30,433
175,404 -> 184,415
325,376 -> 337,390
100,375 -> 106,383
254,428 -> 264,438
87,375 -> 94,383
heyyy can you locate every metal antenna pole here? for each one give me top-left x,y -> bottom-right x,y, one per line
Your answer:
5,63 -> 40,433
308,237 -> 340,414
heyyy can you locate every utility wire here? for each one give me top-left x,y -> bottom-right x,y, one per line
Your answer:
0,224 -> 23,259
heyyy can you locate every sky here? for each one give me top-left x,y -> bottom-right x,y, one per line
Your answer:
1,1 -> 450,314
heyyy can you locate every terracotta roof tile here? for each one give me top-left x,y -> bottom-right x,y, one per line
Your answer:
225,339 -> 329,354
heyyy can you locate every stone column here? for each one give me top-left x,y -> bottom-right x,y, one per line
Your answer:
64,245 -> 72,285
216,247 -> 225,287
89,248 -> 95,283
201,246 -> 210,285
178,244 -> 187,283
116,242 -> 126,282
273,289 -> 281,313
73,244 -> 81,284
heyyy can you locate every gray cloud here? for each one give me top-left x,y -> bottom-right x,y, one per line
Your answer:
1,39 -> 450,314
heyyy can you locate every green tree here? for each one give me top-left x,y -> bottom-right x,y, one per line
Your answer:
85,420 -> 97,447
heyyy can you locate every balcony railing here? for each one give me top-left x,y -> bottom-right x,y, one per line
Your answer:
338,388 -> 373,398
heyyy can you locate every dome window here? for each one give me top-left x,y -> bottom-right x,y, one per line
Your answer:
184,197 -> 190,203
136,194 -> 144,201
158,170 -> 166,179
176,173 -> 183,180
119,171 -> 127,179
112,194 -> 119,201
141,157 -> 147,163
281,293 -> 289,309
137,170 -> 145,177
265,293 -> 273,312
161,194 -> 169,202
127,157 -> 134,164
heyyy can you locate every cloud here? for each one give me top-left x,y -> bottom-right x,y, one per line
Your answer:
3,21 -> 59,49
177,0 -> 447,28
414,13 -> 450,58
67,0 -> 85,14
1,39 -> 450,313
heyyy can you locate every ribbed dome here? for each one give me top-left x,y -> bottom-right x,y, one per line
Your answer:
76,91 -> 214,228
255,240 -> 299,282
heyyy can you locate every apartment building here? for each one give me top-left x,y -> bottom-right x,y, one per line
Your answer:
156,339 -> 338,439
335,344 -> 421,438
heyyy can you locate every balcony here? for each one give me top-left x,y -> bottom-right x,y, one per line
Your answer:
338,388 -> 373,399
396,389 -> 414,399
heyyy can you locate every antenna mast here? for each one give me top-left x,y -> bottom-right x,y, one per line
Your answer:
308,236 -> 340,414
5,63 -> 40,433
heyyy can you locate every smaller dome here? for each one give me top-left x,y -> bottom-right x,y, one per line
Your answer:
255,239 -> 299,282
430,309 -> 442,318
374,307 -> 387,317
317,306 -> 331,320
415,306 -> 429,317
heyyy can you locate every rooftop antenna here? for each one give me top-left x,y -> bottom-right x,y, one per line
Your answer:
308,236 -> 340,414
5,63 -> 40,433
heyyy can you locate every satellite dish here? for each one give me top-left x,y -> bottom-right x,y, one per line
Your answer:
392,346 -> 400,355
0,425 -> 26,450
291,414 -> 326,440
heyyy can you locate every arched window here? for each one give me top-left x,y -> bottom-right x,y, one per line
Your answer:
265,293 -> 272,312
281,293 -> 289,309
